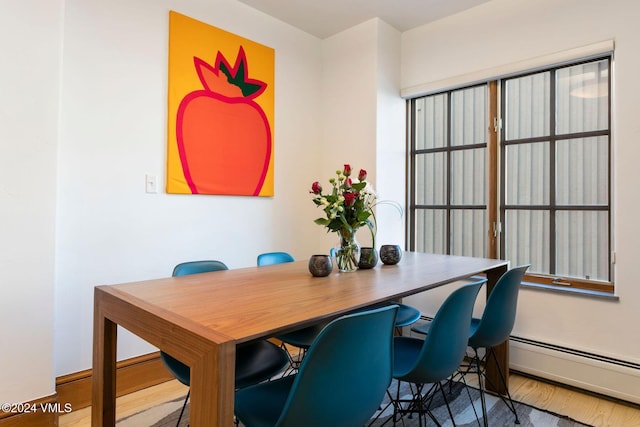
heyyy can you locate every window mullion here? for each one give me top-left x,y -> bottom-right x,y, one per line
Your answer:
550,69 -> 557,276
408,99 -> 417,252
488,81 -> 499,259
499,83 -> 507,261
446,92 -> 452,255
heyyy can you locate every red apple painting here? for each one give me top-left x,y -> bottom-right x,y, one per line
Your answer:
176,48 -> 271,195
167,12 -> 275,196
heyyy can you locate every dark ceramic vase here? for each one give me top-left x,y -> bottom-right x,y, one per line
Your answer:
380,244 -> 402,265
358,247 -> 379,269
308,255 -> 333,277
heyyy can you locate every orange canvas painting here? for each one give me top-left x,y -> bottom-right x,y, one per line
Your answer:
167,11 -> 274,196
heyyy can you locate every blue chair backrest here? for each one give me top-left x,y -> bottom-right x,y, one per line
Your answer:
162,260 -> 229,384
172,260 -> 228,276
408,280 -> 485,384
257,252 -> 295,266
469,264 -> 529,349
274,305 -> 398,427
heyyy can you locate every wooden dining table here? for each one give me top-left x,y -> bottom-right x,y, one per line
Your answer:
92,252 -> 509,426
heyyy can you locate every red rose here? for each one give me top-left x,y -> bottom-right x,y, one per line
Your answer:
344,192 -> 356,206
358,169 -> 367,181
344,178 -> 352,188
343,164 -> 352,176
311,181 -> 322,194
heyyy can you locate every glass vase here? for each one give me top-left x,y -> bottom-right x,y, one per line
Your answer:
334,229 -> 361,272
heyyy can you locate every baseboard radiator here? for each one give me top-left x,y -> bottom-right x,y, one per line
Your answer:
509,336 -> 640,405
409,317 -> 640,405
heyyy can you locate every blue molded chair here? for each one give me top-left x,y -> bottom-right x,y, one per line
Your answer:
410,266 -> 530,427
393,303 -> 421,332
466,265 -> 530,427
364,301 -> 421,335
385,280 -> 486,426
234,305 -> 399,427
329,247 -> 422,333
257,251 -> 295,266
257,251 -> 326,372
160,260 -> 289,427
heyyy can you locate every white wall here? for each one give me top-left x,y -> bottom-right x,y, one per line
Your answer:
0,0 -> 62,404
54,0 -> 324,376
52,0 -> 406,385
401,0 -> 640,402
320,20 -> 378,250
374,21 -> 406,247
320,19 -> 405,248
6,0 -> 635,410
2,0 -> 399,407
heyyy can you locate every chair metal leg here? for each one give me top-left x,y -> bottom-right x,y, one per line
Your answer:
473,350 -> 488,427
486,347 -> 520,424
437,382 -> 456,427
176,389 -> 189,427
280,343 -> 307,375
378,378 -> 467,427
392,379 -> 402,427
473,346 -> 521,427
422,383 -> 443,427
458,371 -> 482,427
388,381 -> 452,427
366,386 -> 395,427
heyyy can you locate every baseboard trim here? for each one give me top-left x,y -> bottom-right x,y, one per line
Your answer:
0,394 -> 58,427
511,336 -> 640,370
510,337 -> 640,405
56,351 -> 174,411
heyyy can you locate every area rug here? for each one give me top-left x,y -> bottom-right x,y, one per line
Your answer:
118,380 -> 593,427
368,380 -> 592,427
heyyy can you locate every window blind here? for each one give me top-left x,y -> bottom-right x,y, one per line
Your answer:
401,40 -> 614,99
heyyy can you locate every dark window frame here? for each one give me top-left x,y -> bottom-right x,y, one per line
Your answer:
407,56 -> 613,293
408,85 -> 489,256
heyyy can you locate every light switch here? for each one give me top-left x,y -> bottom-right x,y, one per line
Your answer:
145,174 -> 158,193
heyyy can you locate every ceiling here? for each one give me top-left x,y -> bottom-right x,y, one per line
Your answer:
236,0 -> 492,39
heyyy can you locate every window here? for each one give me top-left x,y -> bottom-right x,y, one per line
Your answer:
409,86 -> 488,258
408,57 -> 612,293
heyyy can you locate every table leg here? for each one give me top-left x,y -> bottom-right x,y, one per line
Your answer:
92,291 -> 118,427
485,264 -> 509,395
189,341 -> 236,426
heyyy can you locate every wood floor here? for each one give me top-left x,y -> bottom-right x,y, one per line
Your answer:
58,379 -> 188,427
59,372 -> 640,426
501,373 -> 640,426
